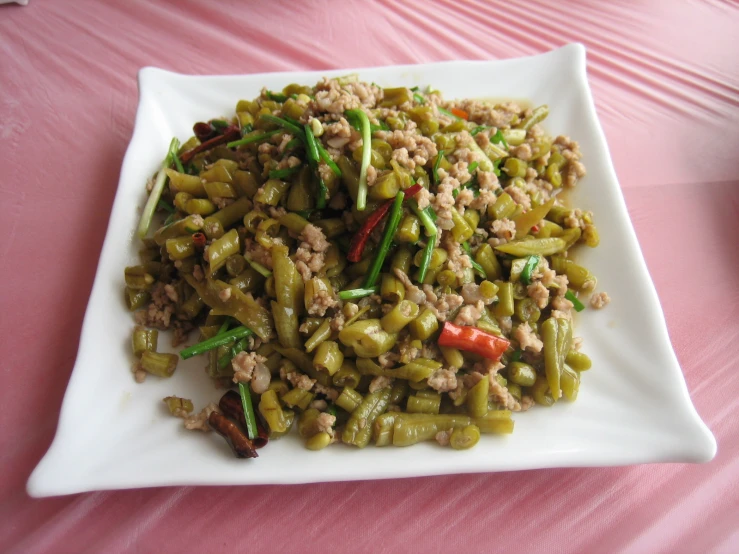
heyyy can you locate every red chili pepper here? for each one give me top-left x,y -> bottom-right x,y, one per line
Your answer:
438,322 -> 510,361
450,107 -> 469,120
346,184 -> 425,263
180,126 -> 241,164
531,224 -> 539,232
192,232 -> 207,248
193,121 -> 216,142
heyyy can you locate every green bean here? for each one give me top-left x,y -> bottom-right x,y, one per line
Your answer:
380,274 -> 406,303
391,245 -> 414,274
124,266 -> 154,290
387,359 -> 441,382
229,268 -> 265,294
565,350 -> 592,371
396,213 -> 421,243
467,377 -> 489,418
305,432 -> 332,450
493,281 -> 514,317
271,245 -> 303,314
165,167 -> 206,197
583,224 -> 600,248
488,192 -> 516,220
503,157 -> 528,178
472,243 -> 501,281
336,387 -> 363,413
473,411 -> 514,434
450,207 -> 474,243
507,361 -> 537,387
272,346 -> 331,387
254,178 -> 290,206
520,104 -> 549,131
331,362 -> 360,389
450,424 -> 481,450
165,235 -> 195,260
541,317 -> 572,401
338,319 -> 397,358
408,308 -> 439,340
258,389 -> 289,433
282,387 -> 315,411
314,218 -> 346,238
407,394 -> 441,414
560,227 -> 582,250
514,297 -> 541,323
132,326 -> 158,357
392,414 -> 471,447
163,396 -> 194,416
233,170 -> 260,197
532,374 -> 554,406
304,319 -> 331,353
381,300 -> 420,333
373,413 -> 399,446
502,128 -> 526,145
125,288 -> 150,311
313,340 -> 344,375
272,301 -> 301,349
206,229 -> 239,274
139,351 -> 178,378
438,346 -> 464,370
342,387 -> 391,448
550,255 -> 596,290
513,198 -> 555,239
495,237 -> 567,257
389,379 -> 409,404
560,364 -> 580,401
185,198 -> 216,216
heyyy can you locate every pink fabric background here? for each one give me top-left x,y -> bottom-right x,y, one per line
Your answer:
1,1 -> 737,552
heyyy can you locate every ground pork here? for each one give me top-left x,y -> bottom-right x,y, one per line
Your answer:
527,281 -> 550,309
314,383 -> 339,401
287,372 -> 315,391
328,191 -> 347,210
435,430 -> 452,447
505,185 -> 532,210
183,403 -> 221,432
300,224 -> 330,252
134,282 -> 176,330
192,264 -> 205,281
322,116 -> 354,149
478,170 -> 500,192
310,399 -> 328,412
590,291 -> 611,309
491,218 -> 516,241
427,368 -> 458,392
431,179 -> 459,230
428,292 -> 464,322
442,232 -> 472,278
460,283 -> 494,305
489,374 -> 521,411
377,352 -> 399,369
311,78 -> 362,114
375,129 -> 437,169
244,237 -> 273,269
520,395 -> 534,412
393,268 -> 426,305
218,288 -> 231,302
453,300 -> 485,326
498,316 -> 513,334
513,322 -> 544,353
315,412 -> 336,434
447,99 -> 522,128
397,334 -> 420,363
455,187 -> 475,214
550,296 -> 574,320
307,288 -> 339,317
232,351 -> 267,384
572,337 -> 584,351
469,188 -> 497,212
510,143 -> 532,161
369,375 -> 394,393
414,186 -> 432,210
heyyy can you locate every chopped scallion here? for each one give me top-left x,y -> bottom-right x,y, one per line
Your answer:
565,290 -> 586,312
180,325 -> 253,360
344,109 -> 371,210
338,286 -> 379,301
239,382 -> 258,440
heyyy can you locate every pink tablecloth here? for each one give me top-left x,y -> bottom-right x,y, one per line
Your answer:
1,1 -> 737,552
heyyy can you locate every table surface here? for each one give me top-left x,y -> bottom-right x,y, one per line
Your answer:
1,1 -> 737,552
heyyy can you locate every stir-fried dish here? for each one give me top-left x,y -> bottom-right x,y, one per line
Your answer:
125,76 -> 610,457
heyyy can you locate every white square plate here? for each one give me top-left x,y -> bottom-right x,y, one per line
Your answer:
27,44 -> 716,497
